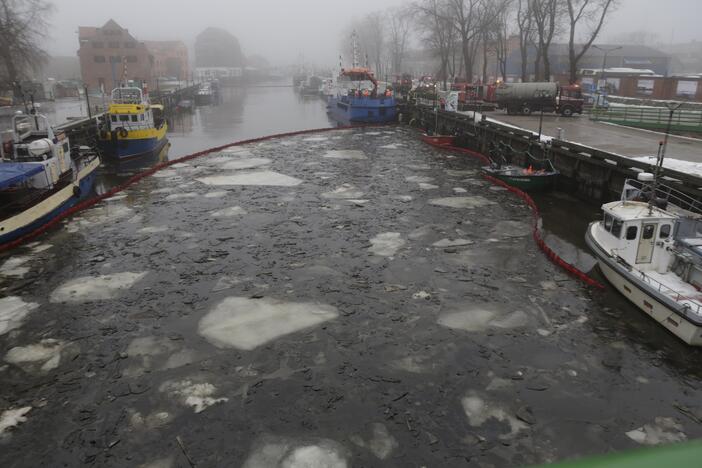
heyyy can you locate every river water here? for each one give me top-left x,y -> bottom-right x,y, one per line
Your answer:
0,85 -> 700,467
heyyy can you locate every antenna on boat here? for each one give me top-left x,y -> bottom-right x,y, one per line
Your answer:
351,30 -> 359,68
650,101 -> 683,213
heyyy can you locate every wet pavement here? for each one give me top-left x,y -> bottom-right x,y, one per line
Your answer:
486,111 -> 702,163
1,122 -> 702,467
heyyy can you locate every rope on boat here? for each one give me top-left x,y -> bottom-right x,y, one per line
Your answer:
0,124 -> 386,253
423,140 -> 606,290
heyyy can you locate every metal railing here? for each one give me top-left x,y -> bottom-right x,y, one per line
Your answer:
638,269 -> 702,317
591,106 -> 702,132
622,178 -> 702,217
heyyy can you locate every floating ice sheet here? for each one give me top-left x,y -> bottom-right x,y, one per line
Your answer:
164,192 -> 198,201
210,206 -> 247,218
461,391 -> 527,437
0,407 -> 31,437
322,184 -> 365,199
0,255 -> 32,277
369,232 -> 405,257
197,171 -> 303,187
203,190 -> 230,198
432,238 -> 474,248
160,379 -> 228,413
419,183 -> 439,190
351,423 -> 399,460
303,136 -> 329,142
429,196 -> 496,209
139,226 -> 169,234
626,417 -> 687,445
438,308 -> 529,332
221,158 -> 272,170
493,220 -> 530,237
242,435 -> 348,468
50,271 -> 147,303
323,150 -> 367,160
198,296 -> 339,350
5,339 -> 65,372
0,297 -> 39,336
405,175 -> 434,183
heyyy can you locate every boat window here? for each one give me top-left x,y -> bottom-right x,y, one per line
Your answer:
660,224 -> 671,239
604,213 -> 613,231
119,115 -> 129,122
611,218 -> 623,238
140,114 -> 144,121
626,226 -> 638,240
110,115 -> 117,122
131,115 -> 138,122
643,224 -> 656,240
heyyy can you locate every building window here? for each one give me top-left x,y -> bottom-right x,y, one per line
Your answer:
124,42 -> 136,48
126,55 -> 137,63
104,29 -> 121,36
92,41 -> 104,48
110,55 -> 122,63
94,55 -> 106,63
637,79 -> 654,96
108,41 -> 119,48
677,81 -> 698,98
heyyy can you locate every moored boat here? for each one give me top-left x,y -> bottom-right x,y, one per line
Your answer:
585,173 -> 702,346
98,86 -> 168,160
420,134 -> 455,147
0,112 -> 100,244
482,142 -> 559,191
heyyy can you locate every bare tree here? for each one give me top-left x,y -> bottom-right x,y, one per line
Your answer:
516,0 -> 534,82
566,0 -> 617,84
387,6 -> 412,76
531,0 -> 561,81
0,0 -> 53,94
449,0 -> 486,82
493,1 -> 513,82
415,0 -> 458,88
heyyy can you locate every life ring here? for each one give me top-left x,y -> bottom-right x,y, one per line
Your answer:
116,127 -> 128,138
73,185 -> 82,198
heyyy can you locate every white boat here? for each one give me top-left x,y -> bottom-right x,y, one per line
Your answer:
585,173 -> 702,345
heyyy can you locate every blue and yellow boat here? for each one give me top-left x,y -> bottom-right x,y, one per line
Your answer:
98,86 -> 168,160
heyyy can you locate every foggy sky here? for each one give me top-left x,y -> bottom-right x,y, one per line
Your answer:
45,0 -> 701,66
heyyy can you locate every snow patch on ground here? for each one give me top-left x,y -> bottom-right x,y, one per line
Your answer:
429,196 -> 496,209
0,297 -> 39,336
210,206 -> 247,218
0,407 -> 31,437
221,158 -> 272,170
323,150 -> 367,160
5,339 -> 65,372
625,417 -> 687,445
197,171 -> 303,187
198,296 -> 339,350
50,271 -> 147,303
322,184 -> 365,199
631,156 -> 702,177
160,380 -> 228,413
242,435 -> 348,468
369,232 -> 405,257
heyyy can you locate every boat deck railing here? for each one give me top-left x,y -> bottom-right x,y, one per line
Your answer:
623,178 -> 702,217
111,87 -> 144,105
637,269 -> 702,317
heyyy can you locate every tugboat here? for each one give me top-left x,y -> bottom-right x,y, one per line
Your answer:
98,85 -> 168,160
195,83 -> 214,106
0,112 -> 100,244
327,32 -> 397,125
482,141 -> 559,191
585,173 -> 702,345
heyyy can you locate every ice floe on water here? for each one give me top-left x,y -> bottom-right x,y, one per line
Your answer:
405,175 -> 434,183
104,194 -> 127,202
164,192 -> 198,201
351,423 -> 399,460
242,435 -> 348,468
303,136 -> 329,142
445,169 -> 476,177
150,187 -> 173,194
0,297 -> 39,336
432,238 -> 474,248
453,187 -> 467,193
323,150 -> 367,160
493,220 -> 530,238
625,417 -> 687,445
393,195 -> 413,203
210,206 -> 247,218
429,196 -> 496,209
369,232 -> 405,257
419,183 -> 439,190
0,407 -> 31,438
198,296 -> 339,350
379,143 -> 402,149
152,169 -> 179,178
160,379 -> 228,413
321,184 -> 364,199
221,157 -> 272,170
197,171 -> 302,187
461,391 -> 527,438
407,164 -> 430,170
438,307 -> 529,332
130,410 -> 173,430
0,255 -> 32,277
138,226 -> 169,234
5,339 -> 65,373
203,190 -> 230,198
50,271 -> 147,303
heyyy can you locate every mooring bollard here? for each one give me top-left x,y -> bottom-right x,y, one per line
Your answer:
556,127 -> 564,140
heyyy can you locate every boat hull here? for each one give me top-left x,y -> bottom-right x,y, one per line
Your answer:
421,135 -> 455,146
585,223 -> 702,346
100,133 -> 168,160
328,96 -> 397,125
483,167 -> 558,191
0,157 -> 100,245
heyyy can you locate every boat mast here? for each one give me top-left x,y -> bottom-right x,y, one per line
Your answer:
351,30 -> 359,68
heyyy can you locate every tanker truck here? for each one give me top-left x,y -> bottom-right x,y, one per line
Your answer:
493,82 -> 584,117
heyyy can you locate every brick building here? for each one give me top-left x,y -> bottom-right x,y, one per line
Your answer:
78,20 -> 189,92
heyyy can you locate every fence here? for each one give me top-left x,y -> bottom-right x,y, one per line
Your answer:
590,105 -> 702,133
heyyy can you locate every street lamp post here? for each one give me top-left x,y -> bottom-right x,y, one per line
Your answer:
592,45 -> 622,110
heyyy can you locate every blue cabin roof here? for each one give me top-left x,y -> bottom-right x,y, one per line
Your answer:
0,163 -> 44,190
